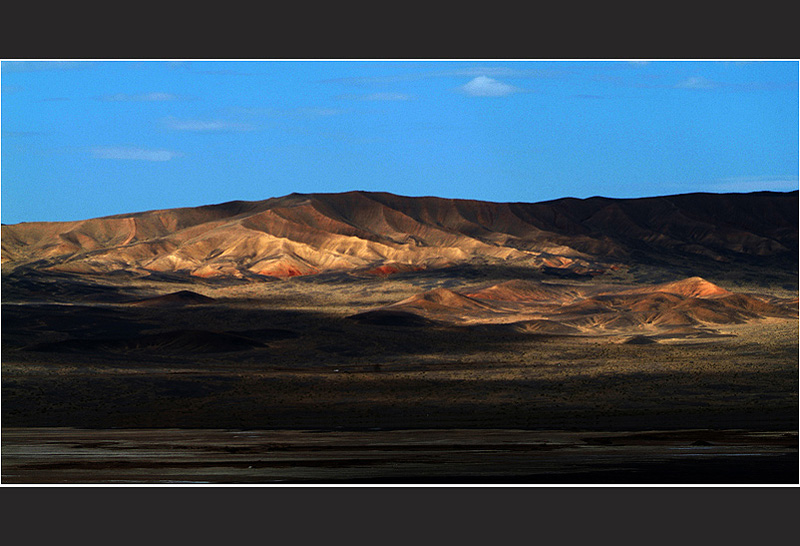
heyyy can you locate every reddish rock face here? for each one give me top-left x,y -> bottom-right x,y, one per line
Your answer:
366,265 -> 401,276
364,263 -> 426,277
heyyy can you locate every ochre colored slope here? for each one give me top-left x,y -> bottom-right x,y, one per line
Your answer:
390,287 -> 495,313
372,277 -> 797,338
3,190 -> 797,279
465,279 -> 586,303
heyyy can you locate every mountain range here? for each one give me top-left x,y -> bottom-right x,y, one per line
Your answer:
2,190 -> 797,280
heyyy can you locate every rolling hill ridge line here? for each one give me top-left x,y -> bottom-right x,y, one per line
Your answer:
351,276 -> 798,341
2,190 -> 797,279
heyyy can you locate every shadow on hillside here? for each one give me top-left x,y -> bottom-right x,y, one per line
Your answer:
2,297 -> 553,364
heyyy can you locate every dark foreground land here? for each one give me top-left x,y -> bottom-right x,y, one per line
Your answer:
3,428 -> 796,484
2,268 -> 798,484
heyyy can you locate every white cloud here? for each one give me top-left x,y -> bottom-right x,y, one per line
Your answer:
336,92 -> 412,101
162,61 -> 253,76
2,61 -> 94,73
100,92 -> 185,102
459,76 -> 523,97
165,61 -> 191,70
163,117 -> 255,132
708,176 -> 799,193
675,76 -> 717,89
363,92 -> 412,101
3,130 -> 47,137
223,106 -> 342,120
456,67 -> 567,79
292,107 -> 341,117
323,66 -> 566,87
91,147 -> 182,161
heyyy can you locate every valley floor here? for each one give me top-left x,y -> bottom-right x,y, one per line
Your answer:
2,269 -> 798,483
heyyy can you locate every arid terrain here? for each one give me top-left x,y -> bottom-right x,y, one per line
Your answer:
2,191 -> 797,483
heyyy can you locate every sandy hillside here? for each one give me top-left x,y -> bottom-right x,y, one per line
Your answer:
3,191 -> 796,280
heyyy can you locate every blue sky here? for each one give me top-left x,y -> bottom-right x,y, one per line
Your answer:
1,60 -> 797,224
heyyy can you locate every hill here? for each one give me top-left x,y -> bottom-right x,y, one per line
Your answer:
368,276 -> 798,338
2,190 -> 797,280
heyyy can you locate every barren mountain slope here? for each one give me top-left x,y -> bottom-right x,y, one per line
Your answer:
2,190 -> 797,279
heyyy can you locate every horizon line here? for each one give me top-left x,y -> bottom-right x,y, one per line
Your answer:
3,188 -> 797,226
